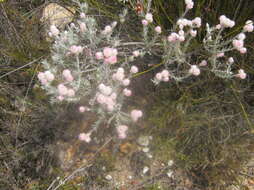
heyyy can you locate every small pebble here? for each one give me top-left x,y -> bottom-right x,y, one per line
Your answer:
167,170 -> 173,178
143,166 -> 149,174
142,147 -> 149,153
147,153 -> 153,158
105,174 -> 112,180
168,160 -> 174,166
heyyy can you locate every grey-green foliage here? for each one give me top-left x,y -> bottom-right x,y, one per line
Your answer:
39,1 -> 141,139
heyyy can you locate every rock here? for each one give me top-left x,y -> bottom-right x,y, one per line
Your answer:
40,3 -> 75,29
142,166 -> 149,174
142,147 -> 149,153
168,160 -> 174,166
105,174 -> 113,180
167,170 -> 173,178
147,153 -> 153,158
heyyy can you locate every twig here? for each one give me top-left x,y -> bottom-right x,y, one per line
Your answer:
239,172 -> 254,178
15,61 -> 41,150
46,137 -> 113,190
0,56 -> 44,80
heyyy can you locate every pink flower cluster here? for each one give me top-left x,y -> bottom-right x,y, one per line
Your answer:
216,52 -> 225,58
123,88 -> 132,96
236,69 -> 246,79
130,66 -> 139,74
38,71 -> 55,85
38,69 -> 76,101
228,57 -> 234,64
215,24 -> 222,30
102,25 -> 112,35
189,65 -> 200,76
57,84 -> 75,100
122,78 -> 130,86
80,12 -> 86,19
177,19 -> 191,28
49,25 -> 59,36
111,67 -> 136,97
190,29 -> 197,37
142,13 -> 153,26
70,23 -> 75,28
62,69 -> 74,82
130,110 -> 143,122
112,67 -> 125,81
142,19 -> 148,26
155,26 -> 162,34
79,106 -> 90,113
243,20 -> 254,32
79,22 -> 87,32
177,17 -> 201,29
185,0 -> 194,9
69,45 -> 83,55
168,17 -> 201,42
132,50 -> 140,57
155,70 -> 170,82
219,15 -> 235,28
96,47 -> 118,64
199,60 -> 207,67
96,83 -> 117,111
79,132 -> 91,143
116,125 -> 128,139
168,32 -> 185,42
231,20 -> 253,54
192,17 -> 202,28
232,33 -> 247,54
145,13 -> 153,23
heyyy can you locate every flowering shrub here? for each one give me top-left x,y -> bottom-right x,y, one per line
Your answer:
151,1 -> 252,83
38,0 -> 252,143
38,1 -> 144,143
